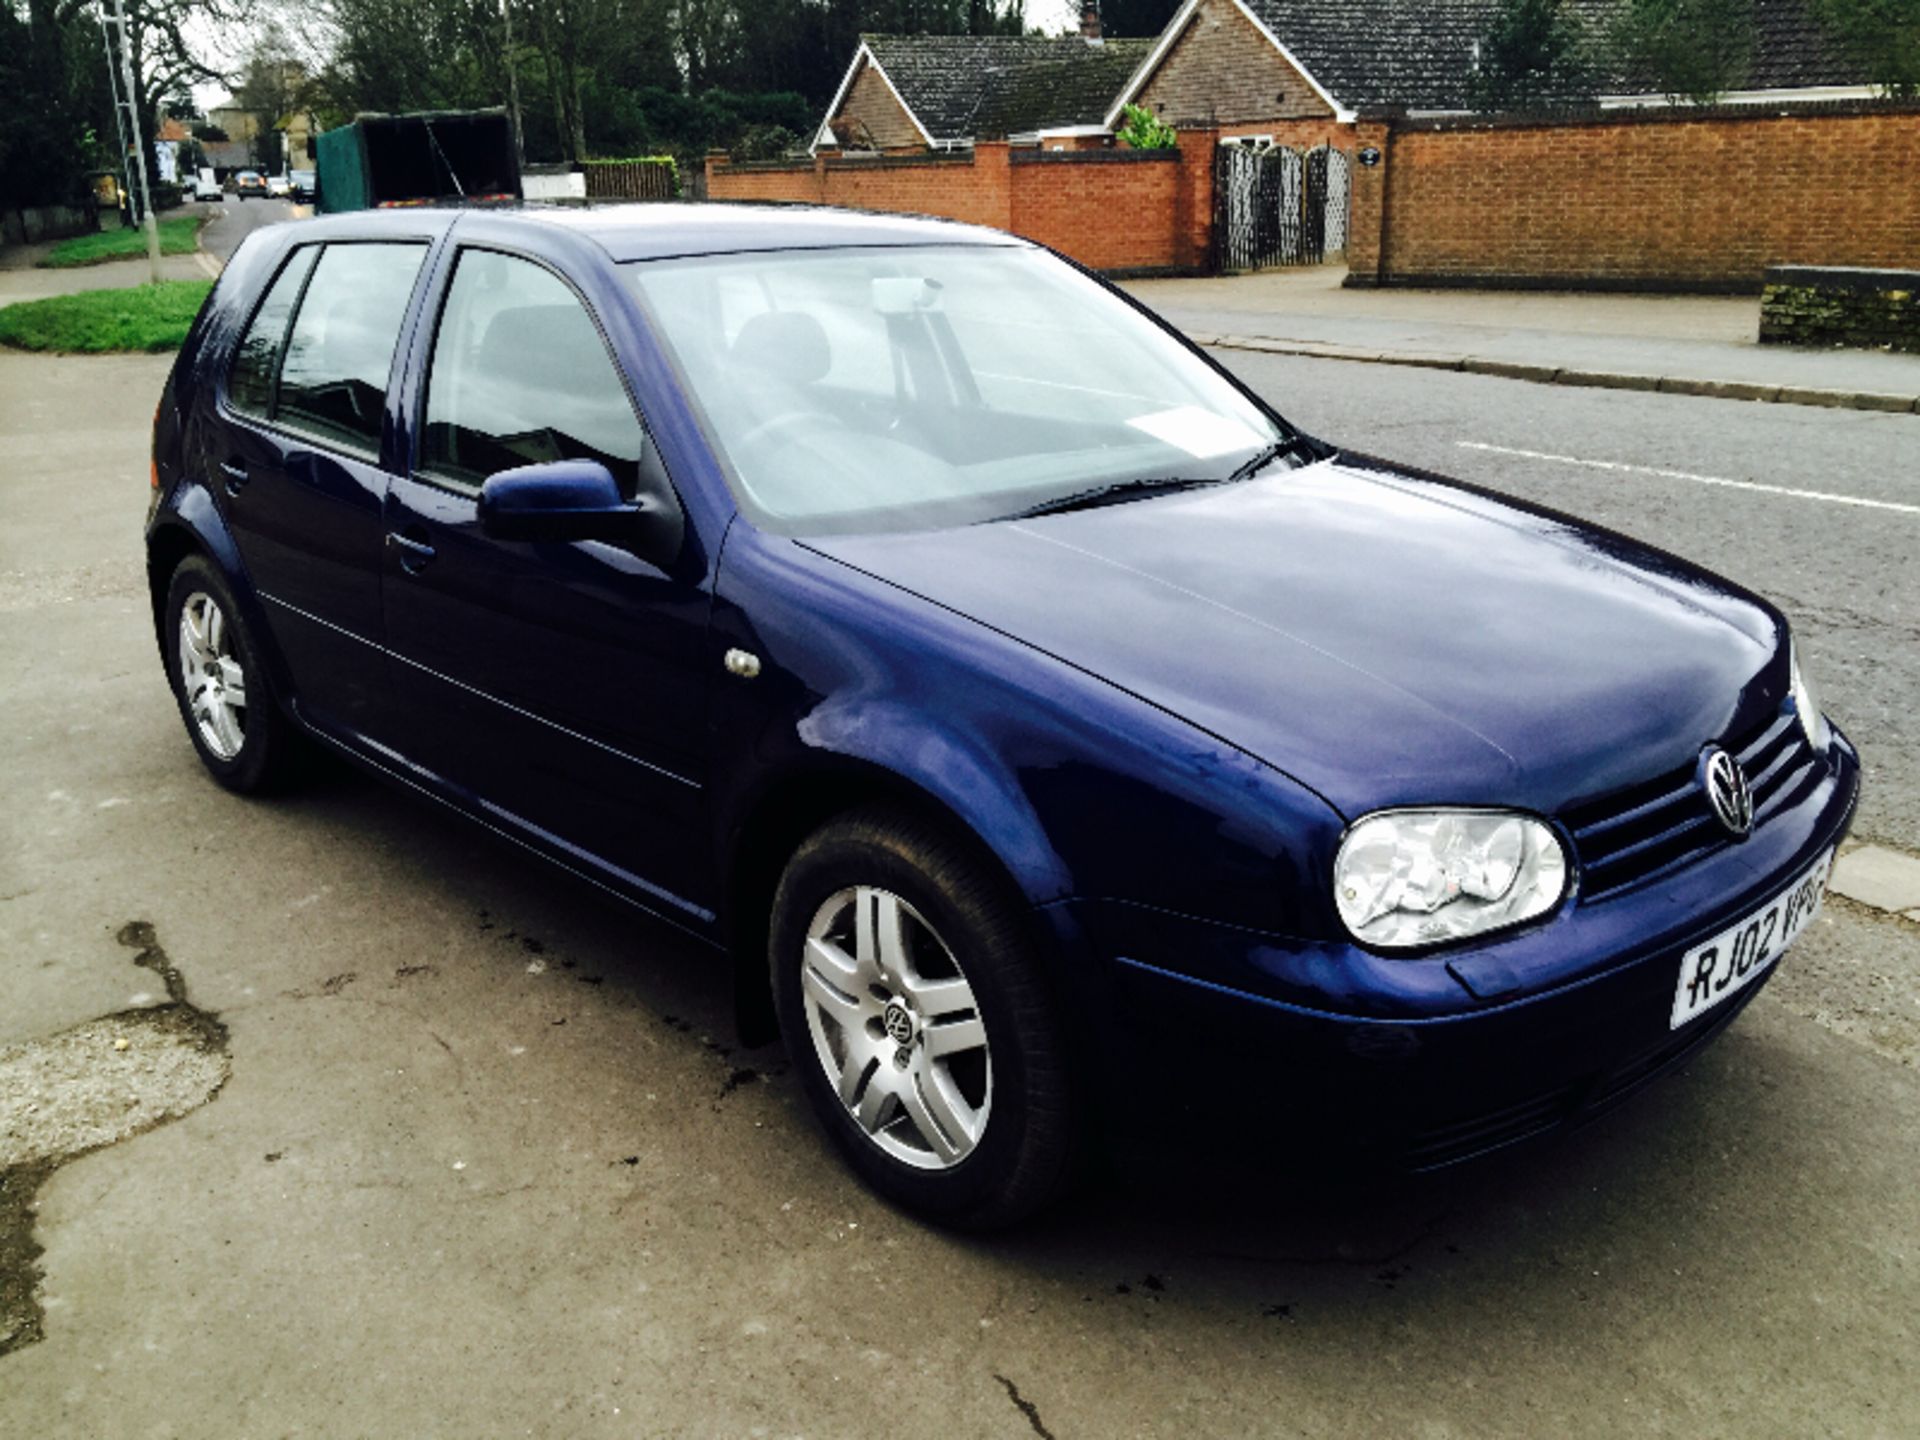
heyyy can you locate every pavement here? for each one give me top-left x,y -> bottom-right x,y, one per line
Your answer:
4,253 -> 1920,1435
1126,267 -> 1920,414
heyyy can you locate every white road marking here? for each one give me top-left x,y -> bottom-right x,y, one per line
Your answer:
1457,441 -> 1920,517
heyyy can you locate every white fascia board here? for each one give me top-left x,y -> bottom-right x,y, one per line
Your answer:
1597,84 -> 1881,108
1103,0 -> 1355,128
1227,0 -> 1355,122
1034,124 -> 1115,139
1103,0 -> 1202,128
811,46 -> 868,154
810,43 -> 939,154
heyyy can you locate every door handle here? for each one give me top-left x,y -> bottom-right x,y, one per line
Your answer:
387,531 -> 437,574
217,459 -> 248,496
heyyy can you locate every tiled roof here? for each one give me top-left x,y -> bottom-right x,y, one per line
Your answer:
1232,0 -> 1872,112
861,35 -> 1156,140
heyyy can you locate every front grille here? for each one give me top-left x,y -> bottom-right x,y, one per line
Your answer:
1563,710 -> 1818,901
1404,1086 -> 1573,1169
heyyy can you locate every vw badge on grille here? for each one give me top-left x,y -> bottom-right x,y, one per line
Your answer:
1702,746 -> 1754,838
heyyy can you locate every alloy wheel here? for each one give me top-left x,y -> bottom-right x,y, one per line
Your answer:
800,885 -> 992,1170
178,591 -> 247,761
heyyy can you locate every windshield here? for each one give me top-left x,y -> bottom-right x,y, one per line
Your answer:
624,245 -> 1288,535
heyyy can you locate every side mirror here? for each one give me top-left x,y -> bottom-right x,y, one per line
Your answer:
477,458 -> 683,568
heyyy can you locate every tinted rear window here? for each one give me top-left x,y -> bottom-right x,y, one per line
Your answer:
275,243 -> 428,456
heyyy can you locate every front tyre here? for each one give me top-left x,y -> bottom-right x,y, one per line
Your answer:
772,807 -> 1076,1229
163,555 -> 301,793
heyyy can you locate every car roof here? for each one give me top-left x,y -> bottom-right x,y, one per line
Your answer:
516,202 -> 1021,262
291,201 -> 1022,263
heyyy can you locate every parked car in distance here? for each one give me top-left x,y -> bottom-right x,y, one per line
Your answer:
288,169 -> 316,204
267,173 -> 292,199
192,168 -> 223,203
231,170 -> 267,200
146,205 -> 1858,1228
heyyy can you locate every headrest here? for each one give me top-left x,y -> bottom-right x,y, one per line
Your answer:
730,310 -> 830,386
478,305 -> 606,381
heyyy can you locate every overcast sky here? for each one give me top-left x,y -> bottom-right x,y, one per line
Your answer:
1032,0 -> 1083,31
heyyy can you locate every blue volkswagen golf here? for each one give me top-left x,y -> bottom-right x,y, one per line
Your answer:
147,204 -> 1858,1226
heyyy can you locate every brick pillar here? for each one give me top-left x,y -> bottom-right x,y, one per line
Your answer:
704,150 -> 726,196
1173,124 -> 1220,273
973,140 -> 1015,232
1344,118 -> 1394,287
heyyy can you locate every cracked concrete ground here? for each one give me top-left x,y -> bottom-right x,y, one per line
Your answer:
4,345 -> 1919,1436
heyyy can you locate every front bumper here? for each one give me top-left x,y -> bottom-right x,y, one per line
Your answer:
1051,731 -> 1860,1167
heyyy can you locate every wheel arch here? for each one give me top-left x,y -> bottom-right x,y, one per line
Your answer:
722,753 -> 1064,1048
146,486 -> 293,705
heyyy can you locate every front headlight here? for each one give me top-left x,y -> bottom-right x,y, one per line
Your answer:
1333,809 -> 1568,950
1788,640 -> 1831,754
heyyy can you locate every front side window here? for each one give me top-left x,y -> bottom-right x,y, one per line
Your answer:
275,242 -> 429,455
625,244 -> 1286,535
227,245 -> 318,419
420,249 -> 645,491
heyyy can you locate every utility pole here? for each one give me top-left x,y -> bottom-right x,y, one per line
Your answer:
502,0 -> 526,172
108,0 -> 163,285
93,5 -> 137,230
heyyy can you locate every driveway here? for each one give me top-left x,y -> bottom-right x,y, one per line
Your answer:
2,339 -> 1917,1437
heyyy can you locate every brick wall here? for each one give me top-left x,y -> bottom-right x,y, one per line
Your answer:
830,59 -> 925,151
1348,103 -> 1920,291
708,133 -> 1220,275
1136,0 -> 1333,126
1010,150 -> 1183,272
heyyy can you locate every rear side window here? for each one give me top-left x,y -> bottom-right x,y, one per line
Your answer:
227,246 -> 318,418
275,243 -> 428,456
420,249 -> 644,491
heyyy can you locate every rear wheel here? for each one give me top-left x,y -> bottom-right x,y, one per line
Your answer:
772,807 -> 1076,1229
163,556 -> 302,793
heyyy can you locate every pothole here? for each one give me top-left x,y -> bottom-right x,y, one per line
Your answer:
0,921 -> 230,1357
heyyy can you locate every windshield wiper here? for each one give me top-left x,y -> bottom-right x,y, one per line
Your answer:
996,475 -> 1227,522
997,433 -> 1319,524
1226,432 -> 1316,484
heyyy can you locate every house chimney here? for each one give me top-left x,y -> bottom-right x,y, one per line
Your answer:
1080,1 -> 1103,44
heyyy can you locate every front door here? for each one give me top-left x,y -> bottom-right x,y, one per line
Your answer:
380,246 -> 716,922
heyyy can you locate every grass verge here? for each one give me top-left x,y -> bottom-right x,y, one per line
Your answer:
36,216 -> 204,269
0,281 -> 213,354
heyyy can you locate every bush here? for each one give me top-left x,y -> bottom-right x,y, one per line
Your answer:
1116,103 -> 1178,150
729,124 -> 800,162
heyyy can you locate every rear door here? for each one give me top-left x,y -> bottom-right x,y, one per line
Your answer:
216,239 -> 432,743
380,245 -> 716,920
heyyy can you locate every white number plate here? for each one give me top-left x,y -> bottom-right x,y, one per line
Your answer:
1670,848 -> 1832,1029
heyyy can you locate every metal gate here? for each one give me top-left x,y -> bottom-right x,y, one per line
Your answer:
1213,143 -> 1350,271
